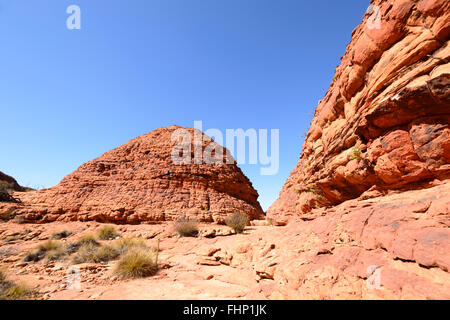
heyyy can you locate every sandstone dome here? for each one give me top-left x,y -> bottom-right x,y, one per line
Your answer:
16,126 -> 264,223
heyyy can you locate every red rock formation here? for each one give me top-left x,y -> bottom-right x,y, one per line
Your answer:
7,126 -> 264,223
0,171 -> 25,203
0,171 -> 25,193
269,0 -> 450,218
262,0 -> 450,300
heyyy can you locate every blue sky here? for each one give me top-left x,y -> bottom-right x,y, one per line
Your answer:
0,1 -> 369,210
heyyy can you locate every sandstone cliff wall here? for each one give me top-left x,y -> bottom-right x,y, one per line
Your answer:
268,0 -> 450,218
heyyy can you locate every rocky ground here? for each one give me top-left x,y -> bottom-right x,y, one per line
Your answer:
2,180 -> 449,300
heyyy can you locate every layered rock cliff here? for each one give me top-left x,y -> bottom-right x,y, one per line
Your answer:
262,0 -> 450,300
0,171 -> 25,202
4,126 -> 264,223
268,0 -> 450,218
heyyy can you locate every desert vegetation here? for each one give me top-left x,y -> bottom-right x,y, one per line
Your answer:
0,269 -> 31,300
96,225 -> 119,240
24,240 -> 65,262
350,147 -> 362,160
114,247 -> 159,279
174,217 -> 199,237
225,213 -> 249,234
51,230 -> 73,240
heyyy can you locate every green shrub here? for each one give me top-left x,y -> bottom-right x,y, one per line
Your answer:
350,147 -> 362,160
96,225 -> 119,240
225,213 -> 249,234
114,248 -> 158,279
174,218 -> 199,237
51,230 -> 72,240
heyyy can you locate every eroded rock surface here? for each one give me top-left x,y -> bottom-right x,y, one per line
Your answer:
2,182 -> 449,300
268,0 -> 450,217
4,126 -> 263,223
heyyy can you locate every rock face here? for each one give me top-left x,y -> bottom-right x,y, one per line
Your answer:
9,126 -> 264,223
0,171 -> 24,202
268,0 -> 450,218
264,0 -> 450,300
0,171 -> 25,193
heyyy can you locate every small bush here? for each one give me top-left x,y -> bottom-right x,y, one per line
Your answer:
350,147 -> 362,160
225,213 -> 249,234
24,240 -> 65,262
45,246 -> 66,261
51,230 -> 72,240
96,225 -> 119,240
174,218 -> 199,237
0,269 -> 31,300
65,242 -> 82,255
77,234 -> 99,246
94,245 -> 120,262
0,284 -> 31,300
112,237 -> 147,255
114,248 -> 158,279
71,243 -> 101,264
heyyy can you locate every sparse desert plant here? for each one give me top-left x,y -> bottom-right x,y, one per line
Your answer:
0,269 -> 31,300
0,283 -> 31,300
96,225 -> 119,240
225,213 -> 249,234
114,247 -> 158,279
94,244 -> 120,262
24,240 -> 66,262
77,234 -> 99,246
174,217 -> 199,237
112,237 -> 147,255
350,147 -> 362,160
71,243 -> 101,264
51,230 -> 72,240
65,242 -> 82,254
71,242 -> 121,264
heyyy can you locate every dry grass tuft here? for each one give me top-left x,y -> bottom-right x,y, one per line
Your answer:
77,234 -> 99,246
24,240 -> 66,262
0,269 -> 31,300
174,217 -> 199,237
225,213 -> 249,234
96,225 -> 119,240
114,247 -> 158,279
51,230 -> 73,240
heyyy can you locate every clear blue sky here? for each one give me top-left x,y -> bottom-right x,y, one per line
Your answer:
0,0 -> 369,210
